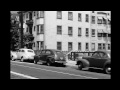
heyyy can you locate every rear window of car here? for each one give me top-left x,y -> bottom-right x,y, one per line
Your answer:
28,50 -> 34,53
56,51 -> 63,54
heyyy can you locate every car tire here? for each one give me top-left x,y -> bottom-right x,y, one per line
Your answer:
20,56 -> 24,62
11,56 -> 15,61
47,59 -> 52,66
78,62 -> 83,70
34,60 -> 37,64
104,65 -> 111,74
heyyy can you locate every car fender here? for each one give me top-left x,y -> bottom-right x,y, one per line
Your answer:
47,55 -> 55,63
103,60 -> 111,69
76,58 -> 90,68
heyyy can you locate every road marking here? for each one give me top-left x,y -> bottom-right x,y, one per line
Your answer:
11,71 -> 39,79
11,63 -> 98,79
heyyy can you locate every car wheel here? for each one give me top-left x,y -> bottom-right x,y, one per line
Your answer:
20,56 -> 24,62
34,60 -> 37,64
78,62 -> 83,70
104,65 -> 111,74
47,59 -> 52,66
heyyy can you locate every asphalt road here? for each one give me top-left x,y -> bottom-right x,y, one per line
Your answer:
10,61 -> 111,79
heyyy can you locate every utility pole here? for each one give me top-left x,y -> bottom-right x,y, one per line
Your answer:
19,11 -> 23,48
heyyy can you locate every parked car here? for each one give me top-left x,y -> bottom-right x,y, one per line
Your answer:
76,50 -> 111,74
34,49 -> 66,66
10,51 -> 17,61
15,48 -> 35,62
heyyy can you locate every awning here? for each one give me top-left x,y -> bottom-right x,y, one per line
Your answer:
97,17 -> 103,19
102,29 -> 108,33
97,29 -> 103,33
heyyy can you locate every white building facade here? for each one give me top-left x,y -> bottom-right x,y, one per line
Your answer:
22,11 -> 111,52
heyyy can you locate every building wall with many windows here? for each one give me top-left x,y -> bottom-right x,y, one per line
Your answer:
21,11 -> 111,51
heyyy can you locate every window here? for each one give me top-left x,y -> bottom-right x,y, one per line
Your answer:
97,17 -> 102,24
92,11 -> 94,13
41,50 -> 45,54
57,11 -> 62,19
28,50 -> 33,53
34,26 -> 36,31
91,29 -> 95,37
86,43 -> 89,51
78,13 -> 81,21
46,50 -> 51,54
37,25 -> 44,34
40,41 -> 44,50
78,28 -> 82,36
103,18 -> 107,25
92,52 -> 100,58
37,25 -> 40,34
68,42 -> 72,51
86,28 -> 89,37
26,13 -> 28,19
91,16 -> 95,24
33,42 -> 35,47
78,42 -> 81,51
68,12 -> 73,20
98,33 -> 102,37
91,43 -> 95,51
103,43 -> 106,50
36,11 -> 39,18
108,44 -> 111,50
57,26 -> 62,34
57,42 -> 62,50
34,11 -> 36,16
37,41 -> 39,50
98,43 -> 102,50
68,27 -> 73,36
40,24 -> 44,34
40,11 -> 44,18
86,14 -> 89,22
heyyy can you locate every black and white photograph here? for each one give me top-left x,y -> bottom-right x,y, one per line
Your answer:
10,11 -> 111,79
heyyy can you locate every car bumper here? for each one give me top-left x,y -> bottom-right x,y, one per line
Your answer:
54,60 -> 66,64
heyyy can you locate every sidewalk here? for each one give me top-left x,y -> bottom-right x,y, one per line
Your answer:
65,59 -> 77,67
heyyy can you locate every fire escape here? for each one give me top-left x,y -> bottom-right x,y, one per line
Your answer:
25,11 -> 34,49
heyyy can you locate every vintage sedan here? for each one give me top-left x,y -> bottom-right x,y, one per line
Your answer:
76,50 -> 111,74
34,49 -> 66,66
15,48 -> 35,62
10,51 -> 17,61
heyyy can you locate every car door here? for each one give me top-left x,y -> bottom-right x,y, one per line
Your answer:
39,50 -> 46,62
89,52 -> 101,67
45,50 -> 52,60
96,52 -> 108,68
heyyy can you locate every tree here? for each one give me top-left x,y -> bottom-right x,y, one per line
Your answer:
10,13 -> 20,51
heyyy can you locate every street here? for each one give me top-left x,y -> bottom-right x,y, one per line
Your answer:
10,61 -> 111,79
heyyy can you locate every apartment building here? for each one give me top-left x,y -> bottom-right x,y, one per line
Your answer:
21,11 -> 111,52
90,11 -> 111,51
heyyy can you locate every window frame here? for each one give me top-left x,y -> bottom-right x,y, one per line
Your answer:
78,13 -> 82,21
78,27 -> 82,36
68,26 -> 73,36
91,29 -> 95,37
57,11 -> 62,19
57,42 -> 62,50
78,42 -> 81,51
57,25 -> 62,35
68,12 -> 73,20
86,28 -> 89,37
86,14 -> 89,22
68,42 -> 72,51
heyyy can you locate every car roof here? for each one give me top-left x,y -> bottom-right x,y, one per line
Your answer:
19,48 -> 34,51
95,50 -> 111,54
